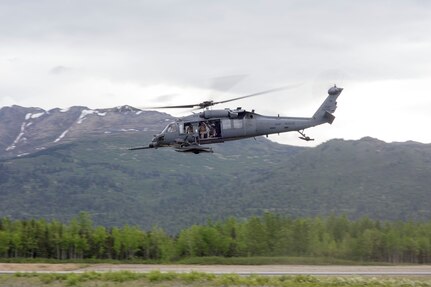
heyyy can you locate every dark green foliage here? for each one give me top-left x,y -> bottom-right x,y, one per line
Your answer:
1,135 -> 431,235
0,133 -> 303,233
0,213 -> 430,263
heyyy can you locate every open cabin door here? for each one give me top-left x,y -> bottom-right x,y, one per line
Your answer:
181,119 -> 222,141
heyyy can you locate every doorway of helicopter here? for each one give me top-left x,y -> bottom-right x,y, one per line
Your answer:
182,120 -> 221,140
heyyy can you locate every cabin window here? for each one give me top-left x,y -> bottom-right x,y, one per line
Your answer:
222,119 -> 232,129
183,123 -> 194,134
233,119 -> 243,129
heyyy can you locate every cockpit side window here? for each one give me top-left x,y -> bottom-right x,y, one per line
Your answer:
162,123 -> 178,133
167,123 -> 177,133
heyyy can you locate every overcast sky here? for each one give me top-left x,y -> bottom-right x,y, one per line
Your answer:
1,0 -> 430,146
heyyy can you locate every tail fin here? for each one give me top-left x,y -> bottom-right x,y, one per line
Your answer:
313,85 -> 343,124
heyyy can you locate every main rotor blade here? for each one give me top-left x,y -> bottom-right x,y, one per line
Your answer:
142,83 -> 301,110
145,104 -> 198,109
214,85 -> 301,105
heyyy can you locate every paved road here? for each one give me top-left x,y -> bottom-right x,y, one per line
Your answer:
1,264 -> 431,276
83,264 -> 431,276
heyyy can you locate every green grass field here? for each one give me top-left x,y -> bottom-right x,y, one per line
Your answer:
0,271 -> 430,287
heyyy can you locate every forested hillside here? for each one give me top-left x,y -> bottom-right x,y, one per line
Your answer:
0,213 -> 430,264
0,132 -> 430,233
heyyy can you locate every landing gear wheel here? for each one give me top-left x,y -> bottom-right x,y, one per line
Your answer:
298,130 -> 314,141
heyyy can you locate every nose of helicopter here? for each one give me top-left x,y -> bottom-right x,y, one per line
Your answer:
151,134 -> 164,147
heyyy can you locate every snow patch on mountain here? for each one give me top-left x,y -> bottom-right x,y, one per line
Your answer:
6,122 -> 26,151
17,153 -> 29,157
54,129 -> 70,143
25,112 -> 45,120
77,109 -> 107,124
30,112 -> 45,119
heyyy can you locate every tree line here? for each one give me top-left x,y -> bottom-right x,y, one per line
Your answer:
0,213 -> 430,263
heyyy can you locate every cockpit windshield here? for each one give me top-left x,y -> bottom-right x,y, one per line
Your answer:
161,122 -> 178,134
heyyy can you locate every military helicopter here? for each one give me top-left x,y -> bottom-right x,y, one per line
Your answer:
130,85 -> 343,154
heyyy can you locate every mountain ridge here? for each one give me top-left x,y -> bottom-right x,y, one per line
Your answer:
0,105 -> 174,158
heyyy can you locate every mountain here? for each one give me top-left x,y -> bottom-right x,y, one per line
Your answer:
231,137 -> 431,220
0,105 -> 430,233
0,105 -> 174,159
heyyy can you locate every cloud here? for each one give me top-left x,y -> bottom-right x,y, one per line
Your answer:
49,65 -> 71,75
0,0 -> 430,144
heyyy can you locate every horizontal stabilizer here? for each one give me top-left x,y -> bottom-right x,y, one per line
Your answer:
324,111 -> 336,124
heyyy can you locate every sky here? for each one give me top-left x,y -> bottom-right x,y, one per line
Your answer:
1,0 -> 431,146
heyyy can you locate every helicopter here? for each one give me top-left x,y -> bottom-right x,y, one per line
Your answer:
130,85 -> 343,154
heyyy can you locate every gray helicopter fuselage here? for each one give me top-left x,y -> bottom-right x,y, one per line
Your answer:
144,85 -> 343,151
157,109 -> 321,146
